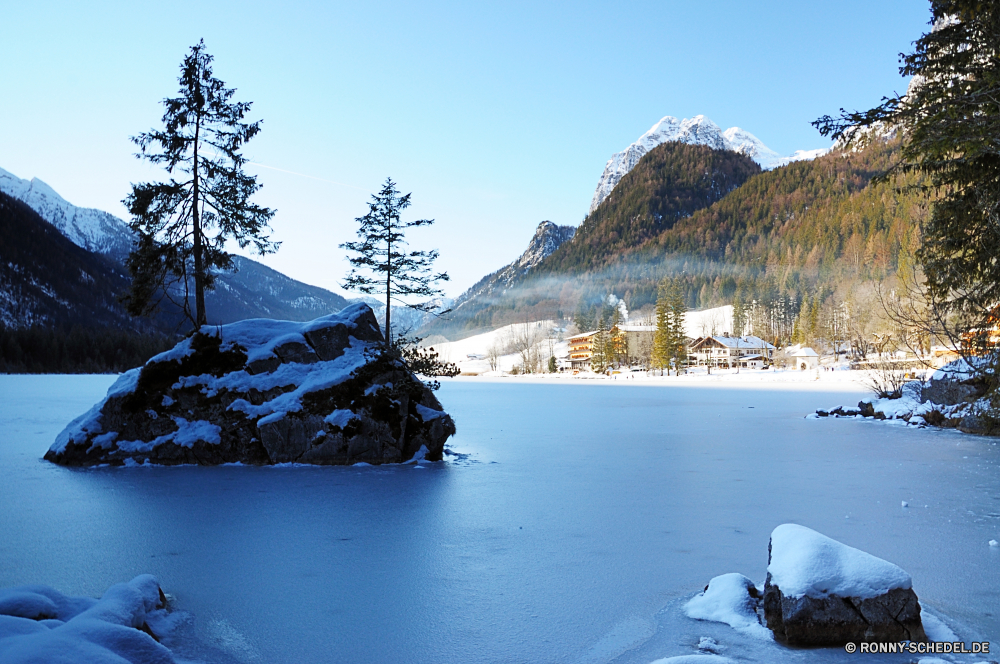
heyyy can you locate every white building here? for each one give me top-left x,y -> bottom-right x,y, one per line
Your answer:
689,334 -> 776,369
790,347 -> 820,370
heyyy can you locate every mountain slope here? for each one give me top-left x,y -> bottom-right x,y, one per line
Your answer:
0,167 -> 133,259
421,221 -> 575,339
589,115 -> 827,213
0,166 -> 349,326
424,137 -> 922,341
0,191 -> 140,329
547,143 -> 761,274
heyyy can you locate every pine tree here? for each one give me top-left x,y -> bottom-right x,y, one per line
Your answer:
123,40 -> 277,328
591,315 -> 609,374
815,1 -> 1000,362
667,280 -> 688,375
652,281 -> 670,375
341,178 -> 449,344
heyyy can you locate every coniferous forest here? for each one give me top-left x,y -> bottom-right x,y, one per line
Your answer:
423,137 -> 924,345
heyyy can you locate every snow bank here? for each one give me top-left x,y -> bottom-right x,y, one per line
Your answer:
768,524 -> 911,600
649,655 -> 734,664
683,573 -> 771,639
0,575 -> 177,663
871,380 -> 924,419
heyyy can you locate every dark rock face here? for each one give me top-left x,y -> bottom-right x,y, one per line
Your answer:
763,531 -> 927,646
922,377 -> 983,406
45,304 -> 455,467
763,579 -> 926,645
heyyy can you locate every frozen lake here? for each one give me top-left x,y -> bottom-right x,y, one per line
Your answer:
0,374 -> 997,663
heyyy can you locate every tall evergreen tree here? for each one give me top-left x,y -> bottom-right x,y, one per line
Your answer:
667,280 -> 688,375
815,1 -> 1000,362
591,315 -> 609,374
123,39 -> 277,329
652,281 -> 671,375
341,178 -> 449,344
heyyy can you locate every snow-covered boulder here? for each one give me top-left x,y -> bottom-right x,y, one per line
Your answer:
684,573 -> 770,639
762,524 -> 926,645
45,303 -> 456,466
0,575 -> 176,663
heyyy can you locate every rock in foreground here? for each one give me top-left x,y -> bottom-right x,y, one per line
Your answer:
0,575 -> 174,663
46,304 -> 455,466
763,524 -> 926,645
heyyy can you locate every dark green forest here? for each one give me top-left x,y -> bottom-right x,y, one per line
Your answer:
0,325 -> 175,374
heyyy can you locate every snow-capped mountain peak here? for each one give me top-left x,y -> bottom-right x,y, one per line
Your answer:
0,166 -> 133,259
589,116 -> 829,213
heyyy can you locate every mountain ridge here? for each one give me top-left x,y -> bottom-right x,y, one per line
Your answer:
589,115 -> 827,213
0,166 -> 349,326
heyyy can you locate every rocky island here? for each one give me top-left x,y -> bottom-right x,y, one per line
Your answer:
45,303 -> 455,466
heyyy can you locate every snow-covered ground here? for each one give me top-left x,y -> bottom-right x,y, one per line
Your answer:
1,375 -> 997,663
429,306 -> 734,375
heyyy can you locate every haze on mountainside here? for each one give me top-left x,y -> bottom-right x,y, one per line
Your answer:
419,113 -> 894,342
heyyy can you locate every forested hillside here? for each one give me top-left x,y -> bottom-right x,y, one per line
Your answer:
423,138 -> 923,343
546,142 -> 762,273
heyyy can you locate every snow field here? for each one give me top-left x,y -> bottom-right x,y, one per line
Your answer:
0,576 -> 178,664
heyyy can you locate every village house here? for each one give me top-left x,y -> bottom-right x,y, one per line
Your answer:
689,333 -> 776,369
567,330 -> 598,370
790,347 -> 820,370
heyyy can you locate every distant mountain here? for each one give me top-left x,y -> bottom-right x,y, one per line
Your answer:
0,191 -> 139,329
548,143 -> 760,274
419,221 -> 575,339
590,115 -> 827,213
0,167 -> 133,260
0,166 -> 348,327
425,136 -> 921,345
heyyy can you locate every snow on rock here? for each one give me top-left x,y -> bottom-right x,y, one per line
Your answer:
767,524 -> 911,599
46,303 -> 456,467
589,116 -> 828,213
763,524 -> 926,645
0,575 -> 177,664
840,357 -> 998,435
683,573 -> 771,639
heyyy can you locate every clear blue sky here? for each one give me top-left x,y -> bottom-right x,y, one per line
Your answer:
1,1 -> 929,298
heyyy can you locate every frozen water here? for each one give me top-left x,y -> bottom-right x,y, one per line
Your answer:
1,375 -> 998,663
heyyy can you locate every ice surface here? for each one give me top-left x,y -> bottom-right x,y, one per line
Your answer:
3,375 -> 998,663
650,656 -> 733,664
768,524 -> 911,599
683,573 -> 771,639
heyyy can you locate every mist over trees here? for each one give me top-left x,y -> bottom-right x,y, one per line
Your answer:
422,138 -> 927,347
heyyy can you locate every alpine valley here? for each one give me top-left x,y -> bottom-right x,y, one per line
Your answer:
419,115 -> 922,343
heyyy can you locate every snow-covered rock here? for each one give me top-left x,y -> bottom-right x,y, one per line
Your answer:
844,357 -> 997,435
763,524 -> 926,645
0,575 -> 176,664
589,116 -> 828,213
45,303 -> 455,466
683,573 -> 771,639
